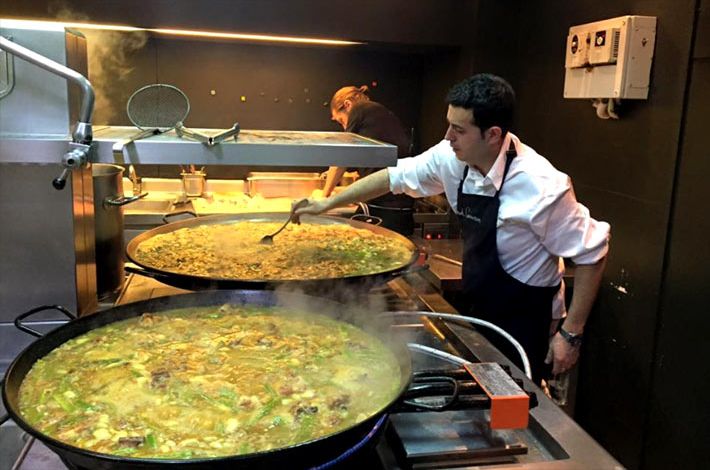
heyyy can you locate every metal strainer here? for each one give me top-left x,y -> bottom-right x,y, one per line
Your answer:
112,83 -> 192,153
128,83 -> 190,131
113,83 -> 240,154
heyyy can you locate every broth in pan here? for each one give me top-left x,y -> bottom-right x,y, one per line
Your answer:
18,305 -> 402,459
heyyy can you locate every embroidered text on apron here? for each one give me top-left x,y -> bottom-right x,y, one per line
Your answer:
456,142 -> 560,383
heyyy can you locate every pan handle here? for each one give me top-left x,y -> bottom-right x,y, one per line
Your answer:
124,264 -> 175,283
389,261 -> 430,281
350,214 -> 383,226
399,376 -> 460,411
104,192 -> 148,207
15,305 -> 76,338
162,210 -> 197,224
0,379 -> 7,425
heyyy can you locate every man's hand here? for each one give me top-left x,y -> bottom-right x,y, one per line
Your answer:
292,198 -> 330,224
548,332 -> 581,374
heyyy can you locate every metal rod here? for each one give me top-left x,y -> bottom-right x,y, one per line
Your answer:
11,435 -> 35,470
0,36 -> 94,125
431,253 -> 463,267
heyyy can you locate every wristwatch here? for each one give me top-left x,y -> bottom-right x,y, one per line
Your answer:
558,326 -> 583,347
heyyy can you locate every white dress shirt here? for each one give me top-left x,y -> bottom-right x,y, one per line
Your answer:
388,133 -> 610,319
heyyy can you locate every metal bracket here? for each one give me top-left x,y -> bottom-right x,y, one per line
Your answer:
0,39 -> 15,99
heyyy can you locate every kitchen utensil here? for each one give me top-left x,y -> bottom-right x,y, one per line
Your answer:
113,84 -> 240,153
259,198 -> 309,245
92,163 -> 147,298
181,170 -> 206,197
176,122 -> 240,146
112,84 -> 190,154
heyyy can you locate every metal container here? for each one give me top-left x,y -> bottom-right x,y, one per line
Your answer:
92,164 -> 126,298
92,164 -> 147,298
181,170 -> 206,197
247,172 -> 322,198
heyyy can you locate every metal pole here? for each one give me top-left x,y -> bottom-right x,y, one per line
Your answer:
0,35 -> 94,138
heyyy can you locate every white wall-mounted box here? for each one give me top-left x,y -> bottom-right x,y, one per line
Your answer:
564,15 -> 656,99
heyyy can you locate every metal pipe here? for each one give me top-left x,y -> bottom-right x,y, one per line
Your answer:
407,343 -> 470,366
0,36 -> 94,132
384,311 -> 533,379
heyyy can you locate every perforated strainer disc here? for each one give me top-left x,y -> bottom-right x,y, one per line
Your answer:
126,84 -> 190,131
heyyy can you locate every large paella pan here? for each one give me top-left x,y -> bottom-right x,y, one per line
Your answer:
125,213 -> 420,290
2,290 -> 412,469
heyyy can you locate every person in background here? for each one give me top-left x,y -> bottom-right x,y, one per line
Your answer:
324,85 -> 415,234
298,74 -> 610,384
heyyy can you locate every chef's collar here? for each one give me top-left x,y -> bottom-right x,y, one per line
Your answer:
481,132 -> 518,192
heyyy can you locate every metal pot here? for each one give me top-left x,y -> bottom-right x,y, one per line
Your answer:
92,164 -> 145,298
365,203 -> 415,236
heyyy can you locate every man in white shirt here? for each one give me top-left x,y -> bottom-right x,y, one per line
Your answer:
295,74 -> 610,384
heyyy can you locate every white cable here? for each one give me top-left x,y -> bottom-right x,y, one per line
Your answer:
383,311 -> 532,380
407,343 -> 470,366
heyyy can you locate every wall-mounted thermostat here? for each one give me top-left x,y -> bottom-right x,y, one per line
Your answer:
564,15 -> 656,100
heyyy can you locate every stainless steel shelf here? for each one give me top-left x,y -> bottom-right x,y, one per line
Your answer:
0,127 -> 398,167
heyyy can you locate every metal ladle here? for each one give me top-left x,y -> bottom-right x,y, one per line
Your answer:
259,199 -> 310,245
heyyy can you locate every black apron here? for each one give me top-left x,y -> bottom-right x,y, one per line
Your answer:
456,143 -> 560,383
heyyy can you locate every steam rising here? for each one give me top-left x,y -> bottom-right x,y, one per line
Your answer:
53,5 -> 147,124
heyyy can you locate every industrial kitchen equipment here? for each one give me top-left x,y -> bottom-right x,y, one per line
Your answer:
0,21 -> 400,364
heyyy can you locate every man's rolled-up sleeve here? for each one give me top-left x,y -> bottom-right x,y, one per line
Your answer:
536,181 -> 610,265
389,141 -> 448,198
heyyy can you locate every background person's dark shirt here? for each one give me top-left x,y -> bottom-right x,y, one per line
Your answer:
346,100 -> 413,208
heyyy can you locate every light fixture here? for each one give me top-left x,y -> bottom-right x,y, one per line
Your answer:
0,18 -> 363,46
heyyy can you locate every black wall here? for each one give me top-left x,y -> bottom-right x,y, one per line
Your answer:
88,36 -> 433,129
645,1 -> 710,469
80,34 -> 453,179
475,1 -> 704,469
3,0 -> 476,46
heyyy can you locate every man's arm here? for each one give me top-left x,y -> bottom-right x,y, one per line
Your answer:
550,256 -> 607,374
323,166 -> 346,197
294,168 -> 391,218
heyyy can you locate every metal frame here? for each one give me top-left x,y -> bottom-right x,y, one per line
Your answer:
0,45 -> 14,99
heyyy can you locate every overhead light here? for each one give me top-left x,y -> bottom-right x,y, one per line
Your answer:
0,18 -> 141,32
0,18 -> 363,46
147,28 -> 362,45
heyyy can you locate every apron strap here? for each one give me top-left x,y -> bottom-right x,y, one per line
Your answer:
457,138 -> 518,210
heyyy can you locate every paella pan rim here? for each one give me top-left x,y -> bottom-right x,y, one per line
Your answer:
2,289 -> 412,467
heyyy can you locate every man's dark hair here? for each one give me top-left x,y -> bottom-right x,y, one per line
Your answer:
446,74 -> 515,136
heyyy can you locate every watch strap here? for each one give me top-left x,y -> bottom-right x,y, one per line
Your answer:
559,326 -> 583,346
